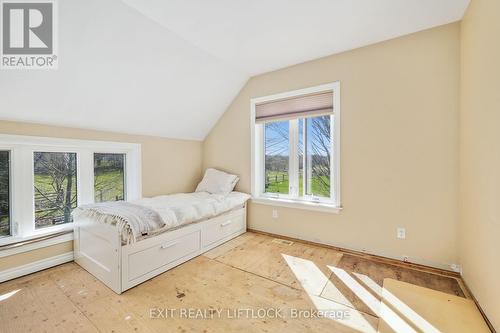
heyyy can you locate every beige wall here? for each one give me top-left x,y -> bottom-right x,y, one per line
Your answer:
459,0 -> 500,329
204,23 -> 460,268
0,120 -> 203,271
0,242 -> 73,271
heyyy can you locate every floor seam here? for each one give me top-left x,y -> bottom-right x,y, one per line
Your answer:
317,270 -> 334,297
51,273 -> 104,333
210,256 -> 302,292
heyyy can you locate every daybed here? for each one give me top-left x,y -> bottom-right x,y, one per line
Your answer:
73,169 -> 249,294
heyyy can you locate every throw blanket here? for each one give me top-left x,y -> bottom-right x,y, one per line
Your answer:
72,202 -> 165,243
73,192 -> 251,244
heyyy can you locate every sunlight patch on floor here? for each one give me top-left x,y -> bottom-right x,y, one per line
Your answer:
328,266 -> 439,333
329,266 -> 381,315
357,273 -> 441,333
0,289 -> 20,301
283,253 -> 378,333
281,251 -> 448,333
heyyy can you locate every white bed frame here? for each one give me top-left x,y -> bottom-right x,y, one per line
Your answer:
73,205 -> 246,294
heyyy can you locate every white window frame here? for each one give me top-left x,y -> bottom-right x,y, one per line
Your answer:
93,152 -> 128,202
250,82 -> 341,213
0,134 -> 142,246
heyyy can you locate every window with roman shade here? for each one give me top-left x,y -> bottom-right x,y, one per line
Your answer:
251,83 -> 341,211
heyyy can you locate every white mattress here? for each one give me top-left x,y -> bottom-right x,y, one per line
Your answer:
130,191 -> 250,243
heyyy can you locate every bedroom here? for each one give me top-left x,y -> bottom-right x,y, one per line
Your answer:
0,0 -> 498,332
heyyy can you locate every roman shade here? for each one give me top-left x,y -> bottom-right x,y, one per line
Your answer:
255,90 -> 333,123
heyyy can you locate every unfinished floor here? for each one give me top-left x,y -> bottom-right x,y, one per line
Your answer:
0,232 -> 490,332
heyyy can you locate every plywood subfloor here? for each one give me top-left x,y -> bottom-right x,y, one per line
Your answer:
0,232 -> 488,333
377,279 -> 491,333
212,232 -> 344,293
335,254 -> 465,297
319,254 -> 465,318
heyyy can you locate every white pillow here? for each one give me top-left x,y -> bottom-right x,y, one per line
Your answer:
196,168 -> 239,195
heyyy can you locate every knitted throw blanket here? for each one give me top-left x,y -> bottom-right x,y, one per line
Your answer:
72,201 -> 165,243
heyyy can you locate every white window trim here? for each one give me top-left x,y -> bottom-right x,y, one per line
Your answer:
0,134 -> 142,246
0,232 -> 74,258
250,82 -> 341,213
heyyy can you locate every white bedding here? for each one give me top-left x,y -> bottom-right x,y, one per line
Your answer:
130,191 -> 250,242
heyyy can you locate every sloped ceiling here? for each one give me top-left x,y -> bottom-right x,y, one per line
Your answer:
0,0 -> 469,140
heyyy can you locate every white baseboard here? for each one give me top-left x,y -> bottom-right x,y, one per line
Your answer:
0,252 -> 74,283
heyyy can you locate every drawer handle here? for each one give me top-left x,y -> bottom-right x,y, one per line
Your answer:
160,241 -> 179,249
220,220 -> 233,227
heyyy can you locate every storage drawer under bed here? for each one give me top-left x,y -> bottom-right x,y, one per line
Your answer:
127,230 -> 201,281
202,209 -> 246,247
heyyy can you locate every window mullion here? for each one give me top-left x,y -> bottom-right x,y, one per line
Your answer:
304,118 -> 308,197
15,146 -> 34,237
259,125 -> 265,197
79,150 -> 94,205
289,119 -> 299,198
330,115 -> 336,203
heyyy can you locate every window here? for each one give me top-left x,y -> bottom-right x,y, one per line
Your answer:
251,83 -> 340,211
34,152 -> 78,229
94,153 -> 125,202
264,121 -> 289,194
0,151 -> 10,236
301,115 -> 332,198
0,134 -> 141,245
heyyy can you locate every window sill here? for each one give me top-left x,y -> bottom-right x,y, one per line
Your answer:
0,227 -> 74,257
251,197 -> 342,213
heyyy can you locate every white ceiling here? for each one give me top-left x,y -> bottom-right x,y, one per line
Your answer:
0,0 -> 469,140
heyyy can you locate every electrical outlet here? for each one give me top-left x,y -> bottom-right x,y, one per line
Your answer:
397,227 -> 406,239
272,209 -> 278,219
